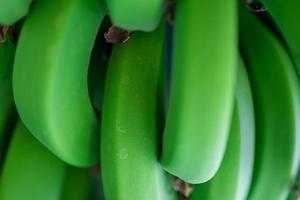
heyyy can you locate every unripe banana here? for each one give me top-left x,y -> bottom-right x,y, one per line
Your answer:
259,0 -> 300,78
240,8 -> 300,200
0,0 -> 32,25
13,0 -> 106,166
161,0 -> 237,184
0,36 -> 16,167
0,122 -> 67,200
105,0 -> 165,31
190,58 -> 255,200
101,22 -> 178,200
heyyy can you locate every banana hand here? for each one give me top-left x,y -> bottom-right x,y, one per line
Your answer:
101,22 -> 178,200
13,0 -> 106,166
190,58 -> 255,200
0,122 -> 67,200
240,7 -> 300,200
161,0 -> 237,184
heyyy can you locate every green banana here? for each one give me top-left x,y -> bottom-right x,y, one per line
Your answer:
13,0 -> 106,166
105,0 -> 165,31
161,0 -> 237,184
0,122 -> 67,200
61,167 -> 95,200
190,58 -> 255,200
0,0 -> 32,25
101,22 -> 178,200
240,8 -> 300,200
259,0 -> 300,78
0,35 -> 16,167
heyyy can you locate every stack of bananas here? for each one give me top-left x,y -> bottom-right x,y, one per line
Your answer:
0,0 -> 300,199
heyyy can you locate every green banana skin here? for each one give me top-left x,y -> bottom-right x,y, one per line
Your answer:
0,0 -> 32,25
0,36 -> 17,168
0,122 -> 67,200
260,0 -> 300,78
13,0 -> 106,166
240,8 -> 300,200
61,167 -> 96,200
101,23 -> 178,200
190,58 -> 255,200
105,0 -> 165,31
161,0 -> 237,184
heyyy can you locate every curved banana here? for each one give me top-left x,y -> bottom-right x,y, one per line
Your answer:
240,8 -> 300,200
105,0 -> 165,31
161,0 -> 237,184
0,0 -> 32,25
0,122 -> 67,200
13,0 -> 106,166
61,167 -> 95,200
260,0 -> 300,77
0,36 -> 16,167
101,22 -> 178,200
190,58 -> 255,200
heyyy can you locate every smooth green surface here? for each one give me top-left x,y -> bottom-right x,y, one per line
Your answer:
61,167 -> 94,200
101,23 -> 178,200
240,8 -> 300,200
106,0 -> 165,31
13,0 -> 106,166
0,122 -> 67,200
190,59 -> 255,200
261,0 -> 300,78
0,37 -> 16,167
0,0 -> 32,25
161,0 -> 237,184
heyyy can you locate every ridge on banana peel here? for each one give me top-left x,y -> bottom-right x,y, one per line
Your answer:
105,0 -> 165,31
0,122 -> 67,200
13,0 -> 106,166
240,8 -> 300,200
0,0 -> 33,25
101,22 -> 178,200
0,36 -> 17,168
190,58 -> 255,200
260,0 -> 300,78
161,0 -> 237,184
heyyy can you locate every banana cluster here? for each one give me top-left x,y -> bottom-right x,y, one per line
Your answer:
0,0 -> 299,199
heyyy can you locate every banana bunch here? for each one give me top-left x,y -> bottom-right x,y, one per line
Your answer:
0,0 -> 300,199
190,58 -> 255,200
0,122 -> 100,200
